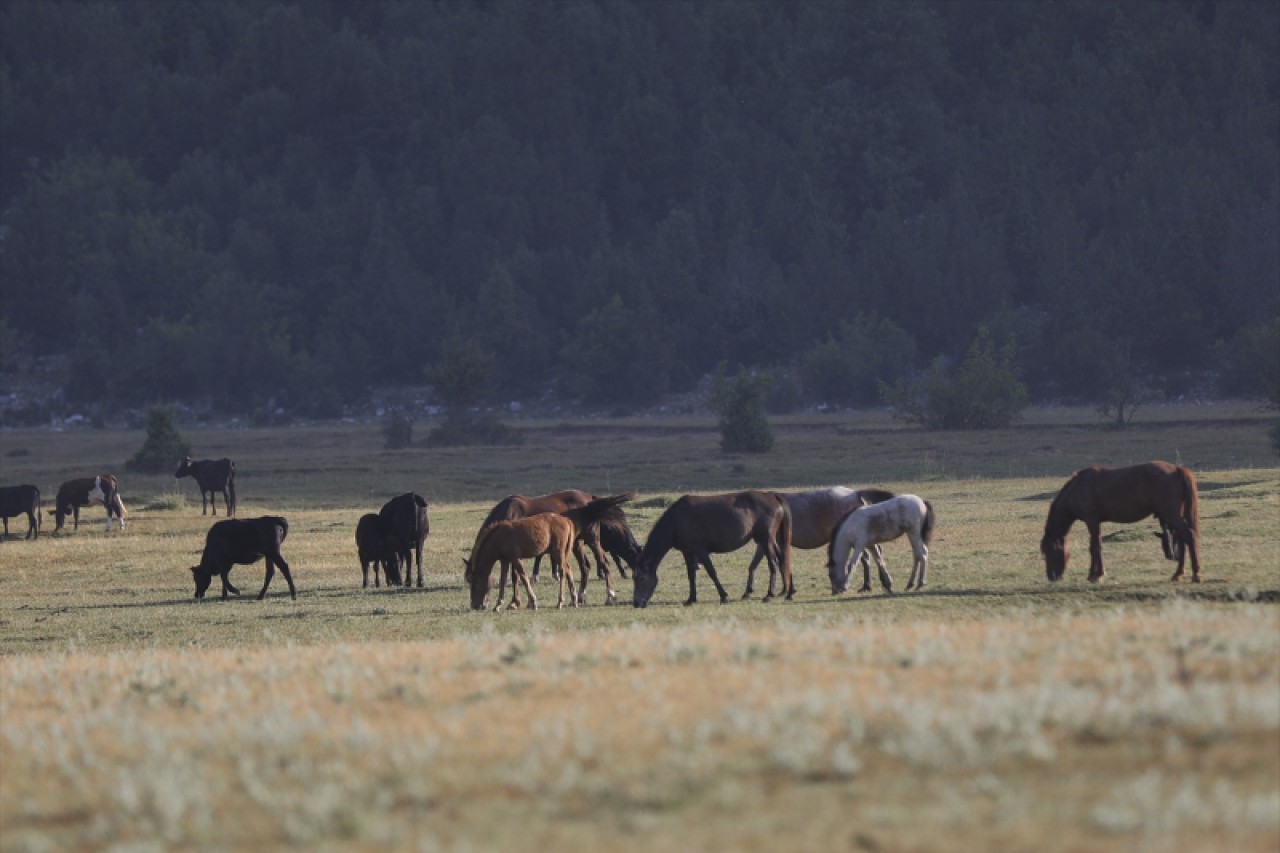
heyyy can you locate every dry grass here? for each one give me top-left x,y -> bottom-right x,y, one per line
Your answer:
1,410 -> 1278,850
2,607 -> 1276,851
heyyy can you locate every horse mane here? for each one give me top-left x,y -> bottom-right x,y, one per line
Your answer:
639,498 -> 682,567
857,488 -> 897,505
827,505 -> 861,566
1041,475 -> 1080,547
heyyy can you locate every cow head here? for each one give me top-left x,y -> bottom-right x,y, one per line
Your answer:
191,564 -> 213,599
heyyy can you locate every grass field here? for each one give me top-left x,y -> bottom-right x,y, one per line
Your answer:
1,405 -> 1278,851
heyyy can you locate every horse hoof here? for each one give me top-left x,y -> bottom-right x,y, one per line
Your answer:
683,599 -> 696,607
718,596 -> 729,605
762,594 -> 773,603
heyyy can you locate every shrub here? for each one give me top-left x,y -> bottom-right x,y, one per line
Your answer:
882,328 -> 1028,430
126,406 -> 192,473
381,411 -> 414,449
425,412 -> 523,447
712,364 -> 774,453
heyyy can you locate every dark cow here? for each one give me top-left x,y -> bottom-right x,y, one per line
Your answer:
356,512 -> 403,588
175,457 -> 237,517
0,485 -> 41,539
50,475 -> 127,532
191,516 -> 295,600
378,493 -> 429,587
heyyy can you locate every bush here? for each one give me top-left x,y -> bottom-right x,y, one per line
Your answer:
381,411 -> 414,449
882,328 -> 1028,430
126,406 -> 192,473
712,364 -> 774,453
425,412 -> 523,447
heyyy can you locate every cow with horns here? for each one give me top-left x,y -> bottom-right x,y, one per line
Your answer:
175,457 -> 237,517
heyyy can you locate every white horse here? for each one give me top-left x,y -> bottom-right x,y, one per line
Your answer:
827,495 -> 935,595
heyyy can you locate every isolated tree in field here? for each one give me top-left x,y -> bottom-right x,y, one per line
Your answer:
126,406 -> 191,473
712,363 -> 774,453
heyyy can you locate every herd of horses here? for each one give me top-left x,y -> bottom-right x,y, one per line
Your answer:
0,458 -> 1203,607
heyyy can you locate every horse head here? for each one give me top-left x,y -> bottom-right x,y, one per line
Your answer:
1041,535 -> 1067,581
631,559 -> 658,608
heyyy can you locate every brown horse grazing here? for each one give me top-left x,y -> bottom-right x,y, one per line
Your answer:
480,490 -> 631,603
631,491 -> 793,608
1041,461 -> 1201,584
465,513 -> 577,611
740,487 -> 896,599
481,491 -> 602,575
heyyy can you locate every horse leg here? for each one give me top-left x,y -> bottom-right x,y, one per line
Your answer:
515,560 -> 538,610
849,544 -> 873,592
871,544 -> 895,593
531,554 -> 543,583
682,551 -> 700,606
1086,520 -> 1105,582
700,554 -> 731,605
493,559 -> 510,611
1169,519 -> 1201,583
905,533 -> 928,590
742,544 -> 767,600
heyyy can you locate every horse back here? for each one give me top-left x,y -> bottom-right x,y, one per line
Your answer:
1068,463 -> 1187,525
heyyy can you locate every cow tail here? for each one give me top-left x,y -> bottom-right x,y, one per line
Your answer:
921,500 -> 936,546
1179,466 -> 1199,535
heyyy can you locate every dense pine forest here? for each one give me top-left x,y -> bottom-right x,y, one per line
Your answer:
1,0 -> 1277,419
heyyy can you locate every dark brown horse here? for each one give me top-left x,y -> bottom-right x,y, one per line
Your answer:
631,491 -> 793,607
1040,461 -> 1201,583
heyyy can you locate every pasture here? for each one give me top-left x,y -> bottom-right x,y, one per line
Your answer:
1,405 -> 1278,851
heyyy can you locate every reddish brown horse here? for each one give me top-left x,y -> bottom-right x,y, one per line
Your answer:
479,490 -> 629,603
1041,461 -> 1201,583
465,513 -> 577,611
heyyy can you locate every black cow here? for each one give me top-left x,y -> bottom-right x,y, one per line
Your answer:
175,457 -> 237,517
378,493 -> 429,587
0,485 -> 41,539
191,516 -> 295,600
356,512 -> 403,588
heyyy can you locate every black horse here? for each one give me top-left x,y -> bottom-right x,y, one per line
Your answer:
632,491 -> 792,607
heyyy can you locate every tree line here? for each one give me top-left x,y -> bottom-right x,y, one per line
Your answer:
1,0 -> 1276,419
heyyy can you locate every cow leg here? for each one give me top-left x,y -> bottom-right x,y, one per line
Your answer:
361,560 -> 370,588
2,518 -> 7,538
400,549 -> 412,588
257,555 -> 295,600
221,571 -> 241,600
73,506 -> 80,530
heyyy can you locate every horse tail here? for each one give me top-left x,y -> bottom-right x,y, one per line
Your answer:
1179,466 -> 1199,535
564,493 -> 634,532
920,500 -> 935,546
775,494 -> 794,597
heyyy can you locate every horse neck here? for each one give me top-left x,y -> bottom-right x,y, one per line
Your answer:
639,514 -> 676,569
1044,494 -> 1076,543
827,517 -> 856,567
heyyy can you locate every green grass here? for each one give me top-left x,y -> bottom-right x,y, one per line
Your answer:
1,405 -> 1277,850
